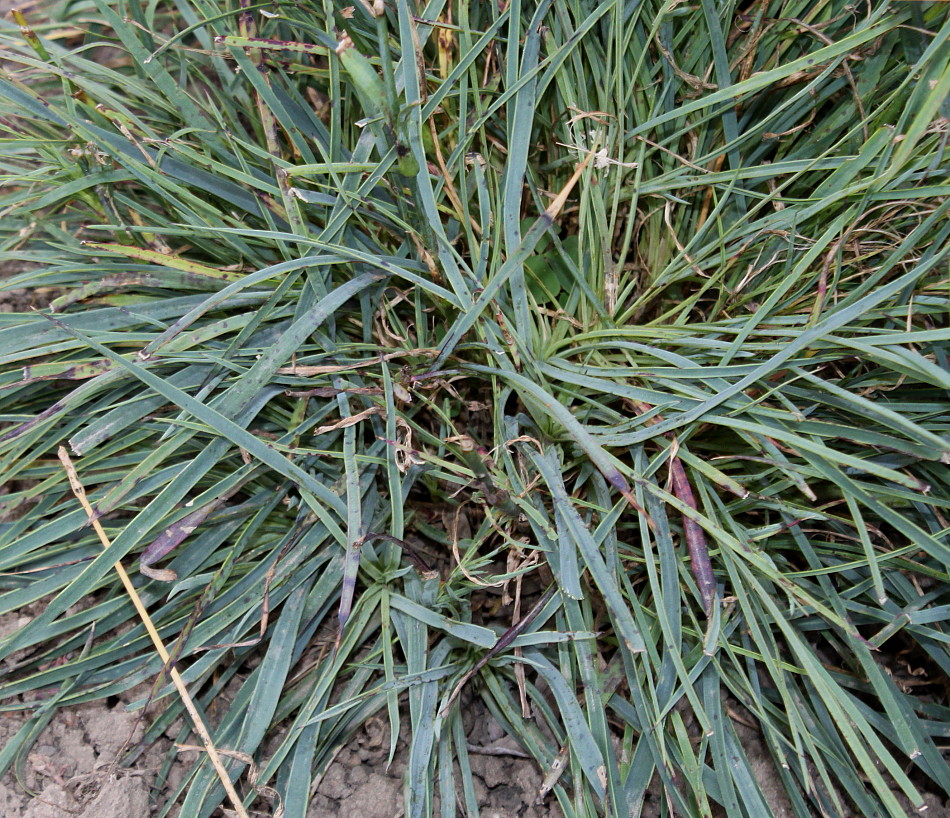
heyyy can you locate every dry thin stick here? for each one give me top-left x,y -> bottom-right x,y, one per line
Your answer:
429,117 -> 481,235
275,347 -> 438,376
57,447 -> 250,818
465,743 -> 530,758
511,569 -> 530,719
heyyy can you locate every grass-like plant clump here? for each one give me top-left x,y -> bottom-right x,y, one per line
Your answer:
1,0 -> 948,815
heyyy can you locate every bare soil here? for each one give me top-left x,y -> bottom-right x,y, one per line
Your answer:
0,611 -> 160,818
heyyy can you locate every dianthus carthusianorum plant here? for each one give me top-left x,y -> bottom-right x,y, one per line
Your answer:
1,0 -> 949,815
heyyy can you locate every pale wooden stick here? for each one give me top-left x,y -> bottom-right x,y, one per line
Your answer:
57,447 -> 250,818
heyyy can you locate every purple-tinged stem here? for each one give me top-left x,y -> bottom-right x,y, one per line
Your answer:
669,458 -> 716,616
